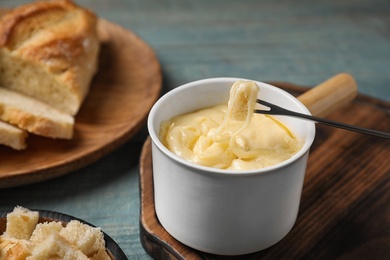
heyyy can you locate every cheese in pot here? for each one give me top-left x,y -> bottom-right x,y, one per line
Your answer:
159,81 -> 301,170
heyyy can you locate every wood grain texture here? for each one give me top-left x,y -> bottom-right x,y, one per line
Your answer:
0,18 -> 162,189
139,83 -> 390,259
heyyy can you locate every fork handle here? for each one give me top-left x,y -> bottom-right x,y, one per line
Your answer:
298,73 -> 358,117
283,109 -> 390,139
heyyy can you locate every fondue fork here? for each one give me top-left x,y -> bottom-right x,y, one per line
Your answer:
254,99 -> 390,139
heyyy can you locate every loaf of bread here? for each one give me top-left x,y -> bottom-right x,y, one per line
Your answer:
0,0 -> 100,150
0,87 -> 74,139
0,121 -> 27,150
0,0 -> 100,116
0,206 -> 111,260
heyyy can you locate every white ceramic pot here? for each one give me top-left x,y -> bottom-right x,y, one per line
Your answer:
147,78 -> 316,255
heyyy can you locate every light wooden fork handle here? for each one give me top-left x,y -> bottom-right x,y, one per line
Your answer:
298,73 -> 358,117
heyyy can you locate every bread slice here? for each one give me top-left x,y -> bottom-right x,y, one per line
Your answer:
0,120 -> 27,150
3,206 -> 39,240
0,0 -> 100,116
0,87 -> 74,139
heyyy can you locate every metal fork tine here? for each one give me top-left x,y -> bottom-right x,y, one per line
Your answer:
255,99 -> 288,115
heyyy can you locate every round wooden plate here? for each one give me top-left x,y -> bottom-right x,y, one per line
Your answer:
0,19 -> 162,189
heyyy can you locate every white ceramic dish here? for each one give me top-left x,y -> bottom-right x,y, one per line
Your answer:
147,78 -> 316,255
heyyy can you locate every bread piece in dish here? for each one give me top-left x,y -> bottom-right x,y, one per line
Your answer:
0,87 -> 74,139
2,206 -> 39,240
0,120 -> 27,150
0,0 -> 100,115
29,221 -> 64,244
0,237 -> 31,260
0,207 -> 111,260
59,220 -> 106,257
29,232 -> 89,260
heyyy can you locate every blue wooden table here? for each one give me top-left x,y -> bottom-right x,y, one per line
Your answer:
1,0 -> 389,259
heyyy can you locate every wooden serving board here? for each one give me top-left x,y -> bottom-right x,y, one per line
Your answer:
139,82 -> 390,259
0,18 -> 161,188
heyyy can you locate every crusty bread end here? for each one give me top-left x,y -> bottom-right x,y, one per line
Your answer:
0,0 -> 100,116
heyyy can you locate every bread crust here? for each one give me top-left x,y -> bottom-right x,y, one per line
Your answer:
0,0 -> 100,115
0,0 -> 94,43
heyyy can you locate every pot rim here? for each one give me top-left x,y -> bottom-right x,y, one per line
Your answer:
147,77 -> 316,177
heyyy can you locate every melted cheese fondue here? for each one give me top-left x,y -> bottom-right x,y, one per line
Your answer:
160,81 -> 301,170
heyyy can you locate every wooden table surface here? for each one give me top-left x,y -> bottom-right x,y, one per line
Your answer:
1,0 -> 389,259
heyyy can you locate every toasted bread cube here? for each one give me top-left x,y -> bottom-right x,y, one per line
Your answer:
59,220 -> 105,257
0,237 -> 31,260
26,233 -> 88,260
4,207 -> 39,240
29,221 -> 63,244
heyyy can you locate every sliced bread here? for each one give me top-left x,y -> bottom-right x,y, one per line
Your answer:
0,87 -> 74,139
0,121 -> 27,150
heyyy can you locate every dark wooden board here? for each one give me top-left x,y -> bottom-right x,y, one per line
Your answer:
0,18 -> 162,188
139,82 -> 390,259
